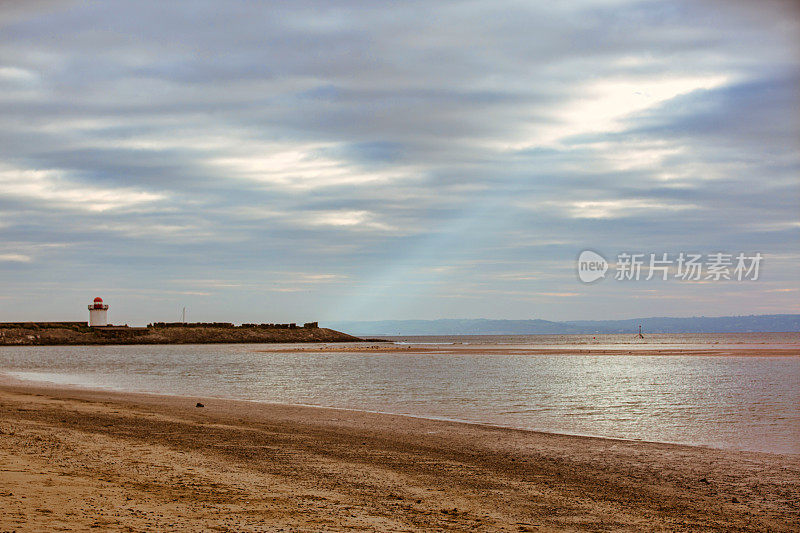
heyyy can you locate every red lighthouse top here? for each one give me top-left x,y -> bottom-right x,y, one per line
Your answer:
93,297 -> 103,303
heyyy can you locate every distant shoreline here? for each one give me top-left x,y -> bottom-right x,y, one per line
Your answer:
259,341 -> 800,357
324,315 -> 800,336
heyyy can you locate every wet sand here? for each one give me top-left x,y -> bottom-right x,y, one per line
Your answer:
259,343 -> 800,357
1,381 -> 798,532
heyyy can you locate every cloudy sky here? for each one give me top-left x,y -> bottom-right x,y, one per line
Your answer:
1,0 -> 798,325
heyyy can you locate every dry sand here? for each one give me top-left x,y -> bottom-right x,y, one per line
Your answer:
1,381 -> 798,532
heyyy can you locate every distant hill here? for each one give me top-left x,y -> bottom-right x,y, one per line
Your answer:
323,315 -> 800,336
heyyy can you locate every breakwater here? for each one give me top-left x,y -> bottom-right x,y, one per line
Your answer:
0,322 -> 360,345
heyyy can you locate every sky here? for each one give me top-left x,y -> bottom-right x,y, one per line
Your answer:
0,0 -> 798,325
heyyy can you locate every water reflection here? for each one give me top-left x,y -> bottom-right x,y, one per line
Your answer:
1,342 -> 798,454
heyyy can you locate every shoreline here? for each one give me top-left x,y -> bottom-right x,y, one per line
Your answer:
2,371 -> 796,457
1,381 -> 798,531
0,372 -> 676,447
256,343 -> 800,357
3,337 -> 799,355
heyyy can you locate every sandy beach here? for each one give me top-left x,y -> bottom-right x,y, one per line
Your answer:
1,380 -> 798,532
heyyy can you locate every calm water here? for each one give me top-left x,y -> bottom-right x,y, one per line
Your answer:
383,331 -> 800,347
1,333 -> 798,454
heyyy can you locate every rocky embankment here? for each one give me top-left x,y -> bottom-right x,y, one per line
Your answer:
0,324 -> 361,345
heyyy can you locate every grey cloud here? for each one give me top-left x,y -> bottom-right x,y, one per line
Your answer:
0,0 -> 798,323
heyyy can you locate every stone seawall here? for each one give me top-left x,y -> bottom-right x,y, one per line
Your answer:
0,325 -> 361,345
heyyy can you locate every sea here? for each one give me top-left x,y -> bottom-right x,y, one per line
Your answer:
1,332 -> 798,455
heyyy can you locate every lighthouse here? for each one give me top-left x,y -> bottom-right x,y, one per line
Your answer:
88,297 -> 109,327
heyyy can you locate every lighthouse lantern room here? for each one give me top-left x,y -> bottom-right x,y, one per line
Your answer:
88,297 -> 109,327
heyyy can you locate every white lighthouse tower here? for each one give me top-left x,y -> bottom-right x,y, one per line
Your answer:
88,297 -> 109,327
